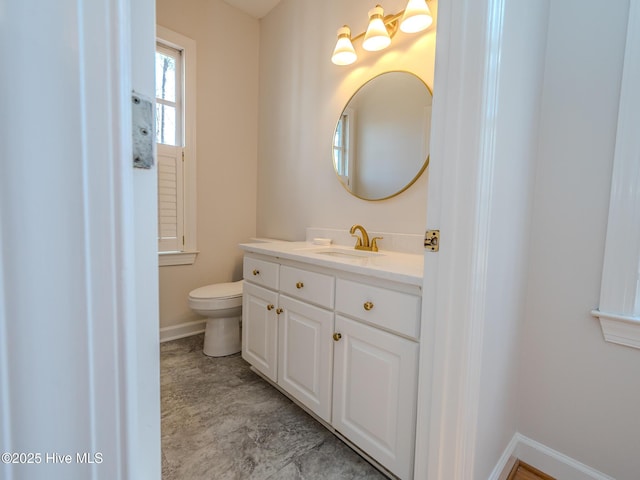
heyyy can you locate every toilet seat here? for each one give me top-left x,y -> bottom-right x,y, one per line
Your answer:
188,280 -> 243,310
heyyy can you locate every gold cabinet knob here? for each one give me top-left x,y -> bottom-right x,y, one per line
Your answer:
363,301 -> 374,311
252,269 -> 260,276
296,281 -> 304,289
266,304 -> 275,311
333,332 -> 342,341
276,308 -> 284,315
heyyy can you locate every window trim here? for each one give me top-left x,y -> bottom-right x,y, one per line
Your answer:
591,0 -> 640,349
156,26 -> 197,266
159,251 -> 198,267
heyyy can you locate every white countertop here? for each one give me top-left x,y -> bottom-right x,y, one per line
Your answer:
239,241 -> 424,286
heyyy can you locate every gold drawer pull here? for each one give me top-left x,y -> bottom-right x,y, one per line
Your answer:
276,308 -> 284,315
296,281 -> 304,289
363,301 -> 374,311
333,332 -> 342,342
252,269 -> 260,276
266,304 -> 275,311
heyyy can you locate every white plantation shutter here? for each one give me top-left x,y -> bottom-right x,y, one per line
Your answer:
157,143 -> 184,252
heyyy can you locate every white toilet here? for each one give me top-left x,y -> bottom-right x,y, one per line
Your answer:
188,280 -> 243,357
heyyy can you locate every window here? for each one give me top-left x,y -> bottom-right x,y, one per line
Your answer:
156,44 -> 181,147
333,107 -> 354,187
591,2 -> 640,349
155,26 -> 197,266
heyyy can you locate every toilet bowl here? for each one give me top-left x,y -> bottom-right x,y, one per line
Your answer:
188,280 -> 243,357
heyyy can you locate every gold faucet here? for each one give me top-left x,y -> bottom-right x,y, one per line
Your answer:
349,224 -> 383,252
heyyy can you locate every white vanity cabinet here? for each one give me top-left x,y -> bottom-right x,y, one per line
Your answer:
277,265 -> 335,423
332,280 -> 420,480
277,295 -> 334,422
241,250 -> 421,480
242,257 -> 279,383
243,257 -> 335,422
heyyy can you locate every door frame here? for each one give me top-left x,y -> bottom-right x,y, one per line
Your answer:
416,0 -> 513,478
0,0 -> 160,479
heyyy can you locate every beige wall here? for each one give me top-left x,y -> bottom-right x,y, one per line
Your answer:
155,0 -> 437,329
257,0 -> 437,241
519,0 -> 640,478
153,0 -> 640,477
156,0 -> 259,329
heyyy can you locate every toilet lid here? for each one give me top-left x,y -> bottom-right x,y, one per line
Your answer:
189,280 -> 243,300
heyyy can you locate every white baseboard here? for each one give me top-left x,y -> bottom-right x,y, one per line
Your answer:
488,434 -> 520,480
490,433 -> 614,480
159,319 -> 205,343
515,434 -> 614,480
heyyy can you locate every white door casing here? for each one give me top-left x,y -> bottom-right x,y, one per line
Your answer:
0,0 -> 160,479
415,0 -> 546,478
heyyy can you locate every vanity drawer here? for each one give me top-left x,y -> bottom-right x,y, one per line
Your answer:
335,278 -> 420,339
243,256 -> 279,289
280,265 -> 335,309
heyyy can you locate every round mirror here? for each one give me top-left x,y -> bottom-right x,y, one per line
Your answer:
332,71 -> 432,201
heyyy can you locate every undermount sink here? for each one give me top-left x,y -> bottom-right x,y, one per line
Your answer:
307,247 -> 385,258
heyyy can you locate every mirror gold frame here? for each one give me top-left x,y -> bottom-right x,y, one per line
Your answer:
332,71 -> 433,201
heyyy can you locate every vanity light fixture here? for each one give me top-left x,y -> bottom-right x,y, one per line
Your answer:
331,0 -> 433,66
331,26 -> 358,66
362,5 -> 393,52
400,0 -> 433,33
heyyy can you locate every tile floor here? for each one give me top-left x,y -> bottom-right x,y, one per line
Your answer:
161,334 -> 386,479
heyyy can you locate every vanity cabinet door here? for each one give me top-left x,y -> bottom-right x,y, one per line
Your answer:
242,282 -> 278,382
277,295 -> 334,423
332,315 -> 419,480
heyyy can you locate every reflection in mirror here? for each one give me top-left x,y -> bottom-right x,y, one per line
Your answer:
333,71 -> 432,201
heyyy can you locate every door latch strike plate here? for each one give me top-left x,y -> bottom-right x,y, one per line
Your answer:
424,230 -> 440,252
132,92 -> 154,169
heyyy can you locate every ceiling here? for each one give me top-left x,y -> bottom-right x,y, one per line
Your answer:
223,0 -> 282,19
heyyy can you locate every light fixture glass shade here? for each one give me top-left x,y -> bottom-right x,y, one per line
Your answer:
331,26 -> 357,65
362,5 -> 391,52
400,0 -> 433,33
